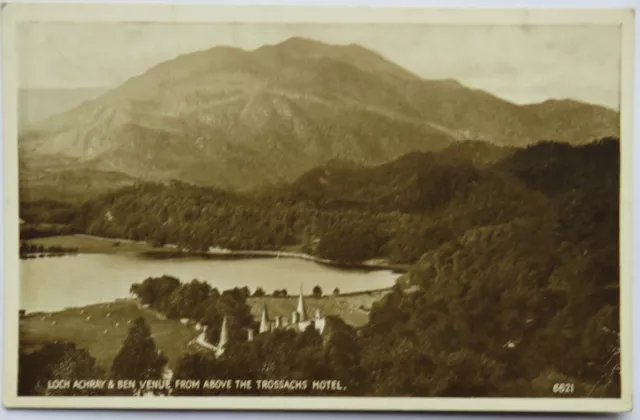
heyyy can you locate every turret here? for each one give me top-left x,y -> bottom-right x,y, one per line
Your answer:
297,284 -> 308,322
292,311 -> 300,324
259,305 -> 270,333
218,316 -> 229,349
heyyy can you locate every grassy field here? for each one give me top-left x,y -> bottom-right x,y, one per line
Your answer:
23,234 -> 167,254
19,287 -> 392,371
20,300 -> 199,370
248,288 -> 391,327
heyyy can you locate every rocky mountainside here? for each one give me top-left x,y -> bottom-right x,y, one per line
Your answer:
19,37 -> 619,193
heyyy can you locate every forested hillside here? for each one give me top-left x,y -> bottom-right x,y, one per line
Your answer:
359,137 -> 620,396
43,138 -> 614,267
19,137 -> 620,397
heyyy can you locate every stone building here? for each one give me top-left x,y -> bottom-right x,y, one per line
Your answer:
212,285 -> 326,357
256,284 -> 326,337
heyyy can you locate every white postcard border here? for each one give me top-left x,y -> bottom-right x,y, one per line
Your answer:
1,3 -> 634,413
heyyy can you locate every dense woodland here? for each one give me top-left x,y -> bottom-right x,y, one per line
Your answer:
23,139 -> 611,265
18,137 -> 620,397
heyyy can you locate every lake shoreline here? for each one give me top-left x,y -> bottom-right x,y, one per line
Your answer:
22,285 -> 393,326
24,234 -> 410,274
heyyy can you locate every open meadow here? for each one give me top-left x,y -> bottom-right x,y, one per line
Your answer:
20,300 -> 199,370
23,234 -> 164,254
19,286 -> 392,370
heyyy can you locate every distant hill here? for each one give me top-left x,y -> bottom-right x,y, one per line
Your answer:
19,37 -> 619,195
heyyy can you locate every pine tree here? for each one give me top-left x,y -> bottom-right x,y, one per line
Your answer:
110,317 -> 167,395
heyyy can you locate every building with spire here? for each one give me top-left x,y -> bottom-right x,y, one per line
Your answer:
215,316 -> 229,358
251,284 -> 325,337
259,304 -> 270,333
296,284 -> 308,322
210,285 -> 327,354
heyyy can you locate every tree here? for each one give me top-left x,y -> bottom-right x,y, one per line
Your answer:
273,289 -> 288,297
167,279 -> 212,320
46,345 -> 106,396
333,288 -> 340,295
253,287 -> 266,297
201,288 -> 254,345
130,275 -> 181,311
312,285 -> 323,298
172,352 -> 220,396
19,341 -> 105,396
110,317 -> 168,395
325,317 -> 366,393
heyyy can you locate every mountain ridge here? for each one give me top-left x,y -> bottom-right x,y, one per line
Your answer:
19,36 -> 619,194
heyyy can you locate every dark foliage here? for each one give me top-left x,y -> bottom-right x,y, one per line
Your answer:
110,317 -> 168,395
130,277 -> 254,346
21,138 -> 620,398
66,144 -> 547,266
18,341 -> 105,396
19,241 -> 79,258
172,317 -> 365,396
358,138 -> 620,397
19,200 -> 80,225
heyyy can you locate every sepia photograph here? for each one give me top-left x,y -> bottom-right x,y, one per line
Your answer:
1,3 -> 634,413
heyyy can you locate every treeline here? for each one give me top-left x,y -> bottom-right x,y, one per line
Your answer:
130,276 -> 254,345
60,139 -> 582,265
20,223 -> 77,240
19,241 -> 79,258
19,199 -> 79,239
20,199 -> 79,225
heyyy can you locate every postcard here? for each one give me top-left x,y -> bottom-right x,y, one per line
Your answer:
1,3 -> 634,413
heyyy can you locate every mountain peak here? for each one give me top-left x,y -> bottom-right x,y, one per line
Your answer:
21,35 -> 619,195
278,36 -> 330,48
255,37 -> 420,82
258,37 -> 333,54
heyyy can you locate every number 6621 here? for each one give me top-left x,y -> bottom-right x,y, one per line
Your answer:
553,383 -> 575,394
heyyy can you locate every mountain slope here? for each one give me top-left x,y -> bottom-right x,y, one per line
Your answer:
19,37 -> 619,193
18,87 -> 109,129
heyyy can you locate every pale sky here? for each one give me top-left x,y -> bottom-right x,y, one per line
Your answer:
17,22 -> 621,109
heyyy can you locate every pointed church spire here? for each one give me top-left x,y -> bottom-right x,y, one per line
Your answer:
259,304 -> 270,333
297,284 -> 307,322
219,316 -> 229,349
